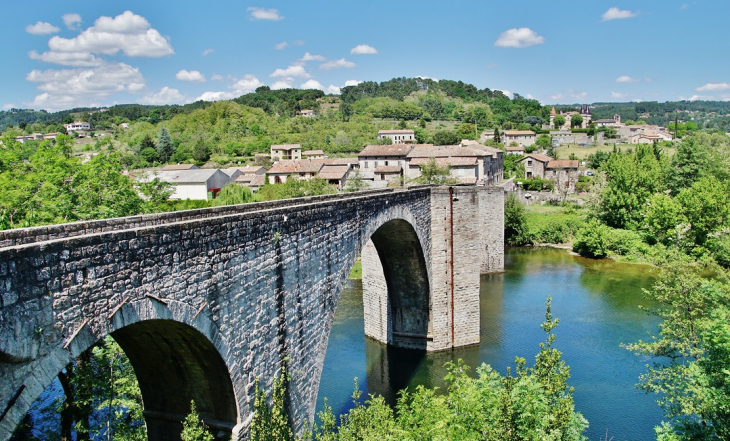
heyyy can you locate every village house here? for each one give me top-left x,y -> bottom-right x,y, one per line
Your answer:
406,145 -> 488,184
65,122 -> 91,132
302,149 -> 325,159
318,164 -> 352,189
220,168 -> 243,182
517,154 -> 553,180
377,129 -> 416,144
461,140 -> 504,185
161,164 -> 199,171
502,130 -> 536,147
546,159 -> 581,193
505,146 -> 525,155
235,174 -> 266,192
594,115 -> 624,128
266,159 -> 323,184
297,109 -> 316,118
270,144 -> 302,161
138,169 -> 232,200
358,144 -> 414,181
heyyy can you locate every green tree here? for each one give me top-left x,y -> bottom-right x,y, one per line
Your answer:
192,138 -> 211,163
344,169 -> 366,192
432,130 -> 460,146
644,194 -> 688,246
625,261 -> 730,439
412,157 -> 458,185
536,134 -> 551,150
553,114 -> 566,129
505,193 -> 529,245
212,184 -> 255,205
571,114 -> 583,129
251,368 -> 293,441
493,128 -> 501,144
181,400 -> 214,441
156,127 -> 175,163
675,176 -> 729,246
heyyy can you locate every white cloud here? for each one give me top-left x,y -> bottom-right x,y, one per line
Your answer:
320,58 -> 356,70
176,69 -> 206,82
45,11 -> 174,59
602,7 -> 638,21
62,13 -> 82,30
271,79 -> 293,90
495,28 -> 544,48
417,75 -> 438,82
632,99 -> 644,103
202,48 -> 214,56
141,87 -> 187,105
350,44 -> 378,55
3,104 -> 15,110
611,91 -> 631,99
25,62 -> 145,111
195,74 -> 264,102
29,50 -> 103,67
498,89 -> 514,99
679,94 -> 711,102
696,82 -> 730,92
293,40 -> 304,46
26,22 -> 60,35
231,74 -> 264,92
270,65 -> 310,78
300,52 -> 326,62
571,91 -> 589,99
550,94 -> 565,101
616,75 -> 639,83
274,41 -> 288,50
344,80 -> 362,87
248,7 -> 284,21
301,79 -> 324,91
211,73 -> 225,81
327,85 -> 341,94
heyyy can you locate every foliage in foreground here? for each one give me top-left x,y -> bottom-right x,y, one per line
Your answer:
624,260 -> 730,440
252,298 -> 588,441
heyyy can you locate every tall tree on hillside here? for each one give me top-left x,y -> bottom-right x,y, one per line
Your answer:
156,127 -> 174,163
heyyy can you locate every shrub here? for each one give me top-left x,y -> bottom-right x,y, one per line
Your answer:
573,220 -> 612,258
522,178 -> 554,192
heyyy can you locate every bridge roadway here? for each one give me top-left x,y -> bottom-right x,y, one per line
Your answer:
0,185 -> 503,440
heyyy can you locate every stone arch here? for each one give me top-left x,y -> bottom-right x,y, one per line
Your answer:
352,206 -> 432,350
5,299 -> 239,441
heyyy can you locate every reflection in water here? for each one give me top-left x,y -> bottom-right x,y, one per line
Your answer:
317,248 -> 664,441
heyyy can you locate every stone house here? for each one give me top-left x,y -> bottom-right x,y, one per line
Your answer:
461,140 -> 504,185
517,154 -> 553,180
138,169 -> 232,200
502,130 -> 536,147
358,144 -> 414,177
546,160 -> 580,193
266,159 -> 323,184
377,129 -> 416,144
235,174 -> 266,192
270,144 -> 302,161
318,164 -> 352,189
406,145 -> 489,184
302,150 -> 325,159
505,146 -> 525,155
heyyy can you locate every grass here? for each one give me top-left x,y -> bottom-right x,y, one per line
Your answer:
349,258 -> 362,279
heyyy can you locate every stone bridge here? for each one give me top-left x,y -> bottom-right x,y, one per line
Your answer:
0,185 -> 503,440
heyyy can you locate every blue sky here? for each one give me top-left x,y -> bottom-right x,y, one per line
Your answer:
3,0 -> 729,111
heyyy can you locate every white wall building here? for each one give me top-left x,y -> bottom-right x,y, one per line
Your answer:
139,169 -> 232,200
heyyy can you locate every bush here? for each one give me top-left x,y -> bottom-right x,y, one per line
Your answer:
526,212 -> 585,244
522,178 -> 554,192
573,220 -> 612,258
505,193 -> 529,245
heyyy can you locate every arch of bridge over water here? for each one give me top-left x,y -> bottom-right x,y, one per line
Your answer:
0,186 -> 503,440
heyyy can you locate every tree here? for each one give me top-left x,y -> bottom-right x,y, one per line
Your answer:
412,157 -> 458,185
212,184 -> 255,205
433,130 -> 460,146
493,128 -> 501,144
625,260 -> 730,439
571,114 -> 583,129
156,127 -> 174,163
250,368 -> 293,441
458,122 -> 476,140
181,401 -> 214,441
675,176 -> 729,246
536,134 -> 551,150
524,115 -> 544,126
505,193 -> 529,245
553,115 -> 566,129
344,169 -> 367,192
397,119 -> 407,129
136,176 -> 174,207
192,138 -> 211,163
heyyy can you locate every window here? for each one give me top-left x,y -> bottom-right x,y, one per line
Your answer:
374,161 -> 378,167
364,161 -> 368,169
527,160 -> 533,166
385,161 -> 389,166
381,174 -> 385,180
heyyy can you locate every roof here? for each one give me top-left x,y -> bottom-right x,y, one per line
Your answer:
518,154 -> 553,163
267,159 -> 323,174
318,164 -> 350,180
140,169 -> 223,184
595,119 -> 616,123
359,144 -> 414,157
271,144 -> 301,151
161,164 -> 199,171
503,130 -> 536,136
407,145 -> 485,158
378,129 -> 415,135
302,150 -> 324,156
235,174 -> 266,186
373,166 -> 403,173
505,146 -> 525,151
546,160 -> 580,169
227,165 -> 266,174
550,107 -> 557,116
409,157 -> 477,167
319,157 -> 357,165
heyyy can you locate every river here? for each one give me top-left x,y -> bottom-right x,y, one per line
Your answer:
316,247 -> 664,440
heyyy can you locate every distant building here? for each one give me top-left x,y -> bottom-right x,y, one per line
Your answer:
297,109 -> 315,118
505,146 -> 525,155
318,164 -> 352,189
502,130 -> 536,147
302,149 -> 325,159
65,122 -> 91,132
266,159 -> 322,184
358,144 -> 414,175
517,154 -> 553,180
120,123 -> 130,129
161,164 -> 199,171
595,115 -> 623,127
235,174 -> 266,192
270,144 -> 302,161
377,129 -> 415,144
138,169 -> 232,200
549,105 -> 592,129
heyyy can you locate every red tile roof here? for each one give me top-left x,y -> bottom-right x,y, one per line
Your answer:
271,144 -> 301,151
359,144 -> 415,157
546,160 -> 579,169
267,160 -> 323,174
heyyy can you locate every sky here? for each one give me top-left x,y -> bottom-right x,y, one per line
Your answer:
3,0 -> 730,112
